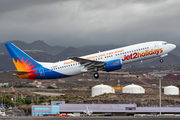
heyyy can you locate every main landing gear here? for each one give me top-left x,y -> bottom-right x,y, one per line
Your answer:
160,59 -> 163,63
94,73 -> 99,79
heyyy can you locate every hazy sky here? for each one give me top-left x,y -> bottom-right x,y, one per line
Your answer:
0,0 -> 180,47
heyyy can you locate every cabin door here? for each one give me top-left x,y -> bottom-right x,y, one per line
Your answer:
153,43 -> 159,57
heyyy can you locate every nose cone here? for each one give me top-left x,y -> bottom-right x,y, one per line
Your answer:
169,44 -> 176,51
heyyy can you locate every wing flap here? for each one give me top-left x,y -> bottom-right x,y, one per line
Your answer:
68,57 -> 103,64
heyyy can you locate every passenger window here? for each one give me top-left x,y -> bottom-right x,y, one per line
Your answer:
162,43 -> 167,45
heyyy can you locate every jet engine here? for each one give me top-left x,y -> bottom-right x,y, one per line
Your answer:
104,59 -> 122,72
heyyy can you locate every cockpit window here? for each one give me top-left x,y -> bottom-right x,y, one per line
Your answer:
162,42 -> 167,45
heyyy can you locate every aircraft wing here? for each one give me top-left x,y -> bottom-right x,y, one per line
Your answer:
68,57 -> 105,71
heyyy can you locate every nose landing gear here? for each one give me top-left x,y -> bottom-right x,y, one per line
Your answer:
160,59 -> 163,63
94,73 -> 99,79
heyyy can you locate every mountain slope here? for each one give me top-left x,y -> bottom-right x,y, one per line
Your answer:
0,40 -> 66,55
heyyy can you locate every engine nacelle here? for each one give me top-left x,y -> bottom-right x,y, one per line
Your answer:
104,59 -> 122,72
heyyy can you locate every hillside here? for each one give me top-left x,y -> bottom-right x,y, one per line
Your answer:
0,40 -> 66,55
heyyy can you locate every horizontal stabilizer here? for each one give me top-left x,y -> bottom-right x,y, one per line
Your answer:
6,70 -> 30,75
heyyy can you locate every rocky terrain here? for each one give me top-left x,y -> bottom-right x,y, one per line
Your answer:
72,93 -> 180,107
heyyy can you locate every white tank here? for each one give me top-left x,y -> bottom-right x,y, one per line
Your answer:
164,85 -> 179,95
122,84 -> 145,94
92,84 -> 115,97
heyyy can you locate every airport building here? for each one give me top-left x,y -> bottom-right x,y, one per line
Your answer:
32,104 -> 59,116
32,101 -> 180,116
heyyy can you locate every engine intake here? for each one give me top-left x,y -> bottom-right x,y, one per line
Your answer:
104,59 -> 122,72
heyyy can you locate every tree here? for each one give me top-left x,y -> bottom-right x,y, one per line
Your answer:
177,85 -> 180,90
7,100 -> 15,107
47,86 -> 55,89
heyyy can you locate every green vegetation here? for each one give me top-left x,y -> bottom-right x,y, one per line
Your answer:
177,85 -> 180,90
0,88 -> 92,109
14,84 -> 35,88
47,86 -> 56,89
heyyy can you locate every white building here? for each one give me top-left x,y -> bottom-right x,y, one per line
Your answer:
122,84 -> 145,94
164,85 -> 179,95
92,84 -> 115,97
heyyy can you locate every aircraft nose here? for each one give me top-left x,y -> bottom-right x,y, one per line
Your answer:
169,44 -> 176,50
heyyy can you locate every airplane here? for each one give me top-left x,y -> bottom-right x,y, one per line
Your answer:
4,41 -> 176,80
83,106 -> 93,116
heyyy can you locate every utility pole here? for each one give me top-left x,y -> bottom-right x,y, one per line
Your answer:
1,93 -> 3,107
37,95 -> 38,104
15,92 -> 16,107
159,76 -> 162,116
32,95 -> 33,104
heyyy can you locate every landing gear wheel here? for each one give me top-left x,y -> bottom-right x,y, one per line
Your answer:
160,59 -> 163,63
94,73 -> 99,79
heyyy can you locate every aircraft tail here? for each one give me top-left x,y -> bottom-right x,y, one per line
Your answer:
5,43 -> 41,79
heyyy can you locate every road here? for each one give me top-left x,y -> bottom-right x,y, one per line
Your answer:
1,116 -> 180,120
